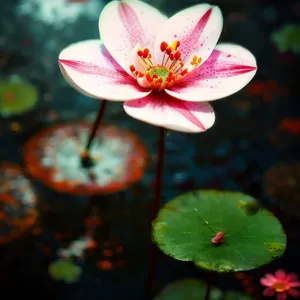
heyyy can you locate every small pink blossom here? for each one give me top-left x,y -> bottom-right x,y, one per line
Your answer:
260,269 -> 300,300
59,0 -> 257,133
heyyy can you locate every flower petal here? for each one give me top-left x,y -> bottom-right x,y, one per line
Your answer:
286,273 -> 299,283
287,288 -> 300,297
154,3 -> 222,72
263,287 -> 276,297
166,43 -> 257,101
99,0 -> 167,76
260,277 -> 275,287
289,281 -> 300,288
276,292 -> 287,300
275,269 -> 287,280
59,40 -> 151,101
265,274 -> 278,283
123,92 -> 215,133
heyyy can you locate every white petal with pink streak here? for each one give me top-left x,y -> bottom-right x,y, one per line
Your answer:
59,40 -> 151,101
123,92 -> 215,133
99,0 -> 167,76
166,43 -> 257,101
154,3 -> 223,72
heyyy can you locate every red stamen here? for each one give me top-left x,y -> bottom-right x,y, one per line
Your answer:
143,48 -> 149,58
180,69 -> 188,76
146,73 -> 152,82
137,50 -> 143,57
130,65 -> 135,72
136,71 -> 144,78
169,53 -> 174,60
174,51 -> 181,60
160,41 -> 168,52
166,47 -> 172,55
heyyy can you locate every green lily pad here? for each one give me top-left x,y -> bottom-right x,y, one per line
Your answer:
153,279 -> 221,300
224,291 -> 254,300
271,24 -> 300,54
153,190 -> 286,272
0,81 -> 38,117
48,258 -> 82,283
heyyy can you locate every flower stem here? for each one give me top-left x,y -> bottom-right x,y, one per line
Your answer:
85,100 -> 107,151
204,281 -> 211,300
145,126 -> 165,300
81,100 -> 107,168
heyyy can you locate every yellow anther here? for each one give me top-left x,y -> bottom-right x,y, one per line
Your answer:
169,41 -> 180,51
190,56 -> 202,67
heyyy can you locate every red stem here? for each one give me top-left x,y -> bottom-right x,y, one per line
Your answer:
145,126 -> 165,300
85,100 -> 107,151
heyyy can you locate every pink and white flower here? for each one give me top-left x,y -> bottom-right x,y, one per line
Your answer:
260,269 -> 300,300
59,0 -> 257,133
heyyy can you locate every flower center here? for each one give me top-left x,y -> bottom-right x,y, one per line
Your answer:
146,66 -> 173,90
130,40 -> 200,91
272,282 -> 288,293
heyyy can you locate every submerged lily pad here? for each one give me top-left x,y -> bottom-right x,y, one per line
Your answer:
153,190 -> 286,272
263,161 -> 300,218
0,81 -> 38,117
0,162 -> 38,245
153,279 -> 221,300
23,122 -> 148,195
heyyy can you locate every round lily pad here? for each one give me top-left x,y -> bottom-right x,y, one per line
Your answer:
153,190 -> 286,272
224,291 -> 254,300
271,24 -> 300,54
153,279 -> 221,300
0,81 -> 38,117
48,258 -> 82,284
